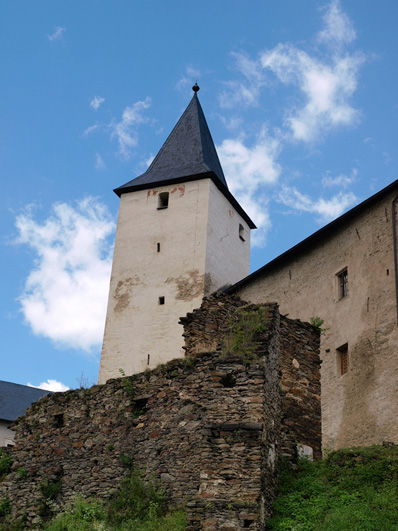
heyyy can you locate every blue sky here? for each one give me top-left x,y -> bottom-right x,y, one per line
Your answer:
1,0 -> 397,391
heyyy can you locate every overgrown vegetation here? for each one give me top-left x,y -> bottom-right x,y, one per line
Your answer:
310,317 -> 329,335
38,476 -> 63,517
0,451 -> 12,480
40,465 -> 186,531
267,445 -> 398,530
222,305 -> 269,362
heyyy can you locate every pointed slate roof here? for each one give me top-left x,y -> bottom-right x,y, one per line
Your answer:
114,87 -> 256,229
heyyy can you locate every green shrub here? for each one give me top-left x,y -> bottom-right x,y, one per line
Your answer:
43,498 -> 105,531
38,477 -> 63,517
107,467 -> 165,525
0,497 -> 11,517
0,451 -> 12,478
222,306 -> 269,362
268,445 -> 398,530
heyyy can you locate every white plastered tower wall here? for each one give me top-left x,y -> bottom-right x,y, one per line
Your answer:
98,179 -> 251,383
98,87 -> 254,384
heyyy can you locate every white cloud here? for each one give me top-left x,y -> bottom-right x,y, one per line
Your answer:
277,185 -> 357,223
110,98 -> 151,158
48,27 -> 66,42
177,66 -> 201,90
90,96 -> 105,111
322,168 -> 357,188
220,2 -> 364,143
28,380 -> 70,392
260,43 -> 364,142
95,153 -> 106,170
83,125 -> 99,136
15,198 -> 115,352
317,0 -> 356,47
217,129 -> 281,245
219,52 -> 266,109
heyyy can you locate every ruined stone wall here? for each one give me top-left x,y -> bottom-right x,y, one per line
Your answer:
181,293 -> 321,461
279,317 -> 322,460
1,296 -> 320,530
0,301 -> 281,530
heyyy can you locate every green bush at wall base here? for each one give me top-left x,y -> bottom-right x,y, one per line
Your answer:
267,445 -> 398,530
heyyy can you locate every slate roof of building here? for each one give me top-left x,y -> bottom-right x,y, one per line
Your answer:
114,87 -> 256,229
227,179 -> 398,293
0,381 -> 51,422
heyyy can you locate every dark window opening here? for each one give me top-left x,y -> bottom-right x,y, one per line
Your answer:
132,398 -> 148,417
159,296 -> 165,305
157,192 -> 169,209
220,373 -> 236,388
243,520 -> 253,529
337,344 -> 349,375
157,242 -> 160,252
337,268 -> 348,299
239,223 -> 245,241
54,414 -> 64,428
147,354 -> 150,365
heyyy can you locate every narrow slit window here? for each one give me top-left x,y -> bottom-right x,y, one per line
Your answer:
157,192 -> 169,209
54,414 -> 64,428
158,296 -> 165,305
157,242 -> 160,252
337,268 -> 348,299
337,344 -> 349,375
239,223 -> 245,241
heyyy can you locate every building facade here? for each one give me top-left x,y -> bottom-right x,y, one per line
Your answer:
99,87 -> 254,383
229,182 -> 398,450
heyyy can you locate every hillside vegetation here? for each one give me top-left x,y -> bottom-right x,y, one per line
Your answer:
267,445 -> 398,531
1,445 -> 397,529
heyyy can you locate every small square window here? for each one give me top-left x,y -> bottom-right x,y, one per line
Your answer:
337,268 -> 348,299
158,296 -> 165,305
157,192 -> 169,209
337,344 -> 349,375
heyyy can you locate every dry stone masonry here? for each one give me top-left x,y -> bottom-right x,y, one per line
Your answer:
0,294 -> 320,530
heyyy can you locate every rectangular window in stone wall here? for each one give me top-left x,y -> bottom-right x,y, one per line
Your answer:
337,344 -> 349,375
337,268 -> 348,299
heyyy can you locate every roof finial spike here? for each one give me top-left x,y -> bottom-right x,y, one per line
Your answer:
192,82 -> 200,93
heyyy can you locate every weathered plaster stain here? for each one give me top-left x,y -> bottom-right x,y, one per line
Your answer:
113,276 -> 140,313
166,269 -> 205,301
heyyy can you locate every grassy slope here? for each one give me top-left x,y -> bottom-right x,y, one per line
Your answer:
267,445 -> 398,531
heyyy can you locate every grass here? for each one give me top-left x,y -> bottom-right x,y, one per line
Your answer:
267,445 -> 398,531
40,466 -> 186,531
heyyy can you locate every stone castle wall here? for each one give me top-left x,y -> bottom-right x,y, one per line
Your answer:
237,188 -> 398,450
181,293 -> 322,461
1,295 -> 320,530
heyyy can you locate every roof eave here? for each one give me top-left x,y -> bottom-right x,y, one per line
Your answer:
227,179 -> 398,293
114,171 -> 256,229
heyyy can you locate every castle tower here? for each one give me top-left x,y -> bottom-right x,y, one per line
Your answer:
98,85 -> 255,383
